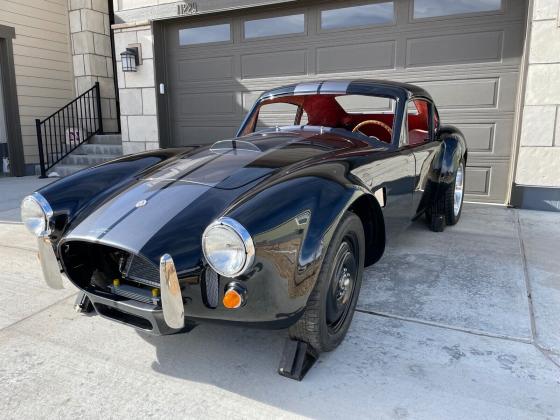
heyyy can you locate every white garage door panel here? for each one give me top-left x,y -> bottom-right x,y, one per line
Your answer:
163,0 -> 527,203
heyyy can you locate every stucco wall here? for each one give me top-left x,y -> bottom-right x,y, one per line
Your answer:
0,0 -> 75,166
515,0 -> 560,187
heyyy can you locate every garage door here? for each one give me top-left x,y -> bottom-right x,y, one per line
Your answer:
161,0 -> 526,203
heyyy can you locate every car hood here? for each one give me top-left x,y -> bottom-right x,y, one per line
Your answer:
62,130 -> 368,270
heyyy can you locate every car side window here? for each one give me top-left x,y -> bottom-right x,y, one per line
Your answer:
407,99 -> 433,147
255,103 -> 308,131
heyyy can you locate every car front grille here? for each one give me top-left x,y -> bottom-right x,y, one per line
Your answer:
125,253 -> 160,287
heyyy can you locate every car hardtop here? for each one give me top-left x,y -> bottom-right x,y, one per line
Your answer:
238,79 -> 436,147
257,79 -> 433,103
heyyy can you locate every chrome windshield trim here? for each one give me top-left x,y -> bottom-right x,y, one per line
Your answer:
159,254 -> 185,329
37,233 -> 64,289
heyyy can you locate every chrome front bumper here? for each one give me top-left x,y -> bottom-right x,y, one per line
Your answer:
39,239 -> 185,332
84,292 -> 183,335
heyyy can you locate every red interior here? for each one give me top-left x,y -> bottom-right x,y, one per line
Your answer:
246,94 -> 430,145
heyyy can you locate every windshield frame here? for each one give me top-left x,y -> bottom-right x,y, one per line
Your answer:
236,88 -> 407,150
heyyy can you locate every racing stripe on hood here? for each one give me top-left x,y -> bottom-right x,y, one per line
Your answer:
63,135 -> 303,252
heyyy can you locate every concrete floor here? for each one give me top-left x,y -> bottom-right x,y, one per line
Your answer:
0,177 -> 559,419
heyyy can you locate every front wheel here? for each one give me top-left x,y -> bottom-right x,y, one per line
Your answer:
289,212 -> 365,352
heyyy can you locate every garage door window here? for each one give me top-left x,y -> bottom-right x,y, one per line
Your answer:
244,14 -> 305,39
413,0 -> 502,19
179,24 -> 231,46
321,2 -> 395,30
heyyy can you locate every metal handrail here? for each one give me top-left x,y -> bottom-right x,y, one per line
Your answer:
35,82 -> 103,178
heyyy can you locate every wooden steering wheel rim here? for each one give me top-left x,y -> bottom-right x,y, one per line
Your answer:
352,120 -> 393,136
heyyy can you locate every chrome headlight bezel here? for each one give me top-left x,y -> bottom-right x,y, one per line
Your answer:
21,192 -> 53,236
202,217 -> 255,278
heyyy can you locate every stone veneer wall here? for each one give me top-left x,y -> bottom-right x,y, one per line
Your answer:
69,0 -> 118,133
515,0 -> 560,187
112,23 -> 158,154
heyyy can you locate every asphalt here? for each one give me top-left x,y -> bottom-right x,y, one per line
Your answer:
0,177 -> 558,419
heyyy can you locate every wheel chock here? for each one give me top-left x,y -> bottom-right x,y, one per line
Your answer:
278,338 -> 318,381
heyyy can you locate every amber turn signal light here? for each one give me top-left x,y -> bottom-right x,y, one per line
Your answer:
223,283 -> 247,309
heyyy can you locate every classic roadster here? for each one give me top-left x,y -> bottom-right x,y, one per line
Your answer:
22,80 -> 467,378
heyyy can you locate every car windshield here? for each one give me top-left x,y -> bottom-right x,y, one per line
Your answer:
239,93 -> 397,144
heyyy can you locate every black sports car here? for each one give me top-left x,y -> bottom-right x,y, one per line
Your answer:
22,80 -> 467,379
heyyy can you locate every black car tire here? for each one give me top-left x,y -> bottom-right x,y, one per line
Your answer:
289,211 -> 365,352
427,158 -> 465,232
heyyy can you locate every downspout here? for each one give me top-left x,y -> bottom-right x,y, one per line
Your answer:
506,0 -> 534,206
108,0 -> 121,134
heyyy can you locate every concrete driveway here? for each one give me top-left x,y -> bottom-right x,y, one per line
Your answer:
0,177 -> 558,419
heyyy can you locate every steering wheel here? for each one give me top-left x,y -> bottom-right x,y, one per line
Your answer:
352,120 -> 393,137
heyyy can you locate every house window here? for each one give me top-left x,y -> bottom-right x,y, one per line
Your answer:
413,0 -> 502,19
179,24 -> 231,46
321,2 -> 394,30
244,14 -> 305,39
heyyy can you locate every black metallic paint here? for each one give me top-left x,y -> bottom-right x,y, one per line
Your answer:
37,81 -> 467,333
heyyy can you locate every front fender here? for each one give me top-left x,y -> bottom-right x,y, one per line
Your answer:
225,175 -> 365,315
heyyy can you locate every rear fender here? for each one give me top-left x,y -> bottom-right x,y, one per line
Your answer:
429,126 -> 467,202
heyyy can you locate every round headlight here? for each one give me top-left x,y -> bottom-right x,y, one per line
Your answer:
202,217 -> 255,278
21,193 -> 52,236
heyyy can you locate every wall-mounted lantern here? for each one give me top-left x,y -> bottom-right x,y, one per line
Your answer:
120,44 -> 142,72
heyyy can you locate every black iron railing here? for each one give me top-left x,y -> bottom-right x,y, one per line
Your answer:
35,82 -> 103,178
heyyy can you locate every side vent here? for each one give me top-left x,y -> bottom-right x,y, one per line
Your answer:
203,268 -> 219,309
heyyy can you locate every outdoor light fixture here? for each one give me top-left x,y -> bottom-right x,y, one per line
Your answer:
120,44 -> 142,72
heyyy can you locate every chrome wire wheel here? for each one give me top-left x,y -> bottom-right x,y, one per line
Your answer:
453,163 -> 465,217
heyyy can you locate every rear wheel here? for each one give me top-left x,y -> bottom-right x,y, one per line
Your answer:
289,212 -> 365,352
426,159 -> 465,232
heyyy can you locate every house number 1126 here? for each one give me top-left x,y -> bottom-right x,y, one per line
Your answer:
178,2 -> 198,15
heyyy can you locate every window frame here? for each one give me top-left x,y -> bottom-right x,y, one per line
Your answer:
242,11 -> 307,42
318,0 -> 397,34
178,21 -> 233,48
410,0 -> 505,22
401,97 -> 437,148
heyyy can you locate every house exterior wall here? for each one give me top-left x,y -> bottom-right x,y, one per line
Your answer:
515,0 -> 560,188
111,0 -> 294,155
110,0 -> 560,209
113,23 -> 158,155
68,0 -> 118,133
0,0 -> 75,167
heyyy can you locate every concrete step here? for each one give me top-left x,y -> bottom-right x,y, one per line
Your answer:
35,134 -> 123,178
90,134 -> 122,145
63,154 -> 119,166
75,144 -> 123,155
